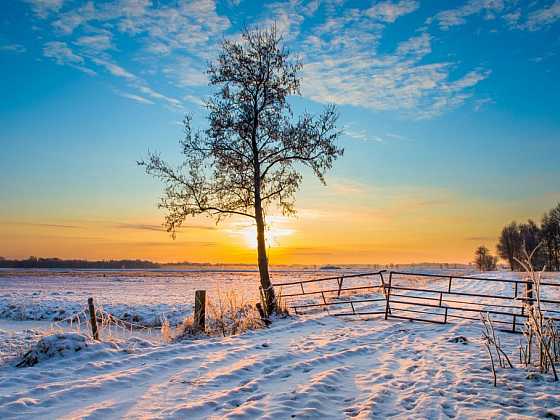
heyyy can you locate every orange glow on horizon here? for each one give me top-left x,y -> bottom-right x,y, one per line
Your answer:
1,181 -> 555,265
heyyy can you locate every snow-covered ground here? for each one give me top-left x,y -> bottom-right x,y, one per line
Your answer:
0,269 -> 559,418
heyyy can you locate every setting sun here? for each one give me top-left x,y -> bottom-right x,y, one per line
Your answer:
234,217 -> 296,249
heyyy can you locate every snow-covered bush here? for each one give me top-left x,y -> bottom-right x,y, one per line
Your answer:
16,333 -> 89,367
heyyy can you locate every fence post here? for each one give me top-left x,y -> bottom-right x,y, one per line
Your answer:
194,290 -> 206,332
337,277 -> 344,297
87,297 -> 99,341
384,272 -> 392,320
256,303 -> 272,326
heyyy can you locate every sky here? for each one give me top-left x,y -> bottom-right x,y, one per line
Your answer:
1,0 -> 559,265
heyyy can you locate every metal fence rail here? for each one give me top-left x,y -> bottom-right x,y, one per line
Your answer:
384,271 -> 560,332
272,270 -> 387,314
273,270 -> 560,333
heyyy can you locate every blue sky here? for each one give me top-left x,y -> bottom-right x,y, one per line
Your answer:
0,0 -> 559,263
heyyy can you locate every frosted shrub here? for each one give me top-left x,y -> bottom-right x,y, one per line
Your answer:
162,290 -> 266,342
207,291 -> 264,337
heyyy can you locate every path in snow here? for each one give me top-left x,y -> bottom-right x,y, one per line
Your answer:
1,313 -> 559,419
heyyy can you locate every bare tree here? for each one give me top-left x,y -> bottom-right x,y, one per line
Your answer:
474,245 -> 497,271
541,204 -> 560,271
139,26 -> 343,315
497,222 -> 522,271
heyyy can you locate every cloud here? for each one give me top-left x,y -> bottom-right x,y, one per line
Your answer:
473,97 -> 494,111
31,0 -> 222,109
26,0 -> 507,119
113,223 -> 163,232
116,91 -> 154,105
184,94 -> 205,106
24,0 -> 65,18
259,1 -> 306,40
137,85 -> 182,109
524,1 -> 560,31
43,41 -> 83,65
386,133 -> 409,141
42,40 -> 97,76
112,222 -> 216,231
330,180 -> 369,195
303,31 -> 490,118
0,43 -> 27,53
366,0 -> 419,23
75,33 -> 113,52
344,128 -> 383,143
3,221 -> 80,229
91,57 -> 135,80
428,0 -> 506,30
428,0 -> 560,32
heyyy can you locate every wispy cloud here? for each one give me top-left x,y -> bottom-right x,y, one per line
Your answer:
115,91 -> 154,105
473,97 -> 494,111
428,0 -> 506,30
43,41 -> 83,65
21,0 -> 558,120
366,0 -> 419,23
428,0 -> 560,32
91,57 -> 135,80
42,41 -> 96,75
0,43 -> 26,53
523,1 -> 560,31
344,128 -> 383,143
112,222 -> 216,231
3,221 -> 80,229
330,180 -> 370,195
386,133 -> 409,141
75,33 -> 113,53
302,28 -> 490,118
34,0 -> 217,109
24,0 -> 65,18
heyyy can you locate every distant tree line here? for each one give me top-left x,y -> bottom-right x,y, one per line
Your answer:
497,203 -> 560,271
0,257 -> 160,269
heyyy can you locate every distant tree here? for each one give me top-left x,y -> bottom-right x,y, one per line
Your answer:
475,246 -> 497,271
519,219 -> 545,270
139,27 -> 343,315
541,204 -> 560,271
497,222 -> 522,271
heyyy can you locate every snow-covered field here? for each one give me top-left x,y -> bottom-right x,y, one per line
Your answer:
0,269 -> 559,419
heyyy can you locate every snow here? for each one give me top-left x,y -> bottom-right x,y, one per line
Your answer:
0,269 -> 332,326
0,269 -> 559,418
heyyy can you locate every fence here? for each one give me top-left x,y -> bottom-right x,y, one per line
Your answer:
273,270 -> 388,316
273,270 -> 560,332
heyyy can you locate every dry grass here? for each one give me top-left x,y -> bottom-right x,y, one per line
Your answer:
480,246 -> 559,384
480,312 -> 513,386
207,291 -> 265,337
161,289 -> 269,342
516,250 -> 559,380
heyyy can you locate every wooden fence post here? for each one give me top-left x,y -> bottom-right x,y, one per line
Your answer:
194,290 -> 206,332
87,297 -> 99,341
256,303 -> 272,326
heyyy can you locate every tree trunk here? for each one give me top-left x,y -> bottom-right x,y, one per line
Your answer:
255,202 -> 276,315
250,93 -> 276,316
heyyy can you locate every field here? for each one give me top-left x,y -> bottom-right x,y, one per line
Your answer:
0,268 -> 559,419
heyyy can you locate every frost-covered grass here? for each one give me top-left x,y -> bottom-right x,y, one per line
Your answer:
0,269 -> 559,418
0,269 -> 333,327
